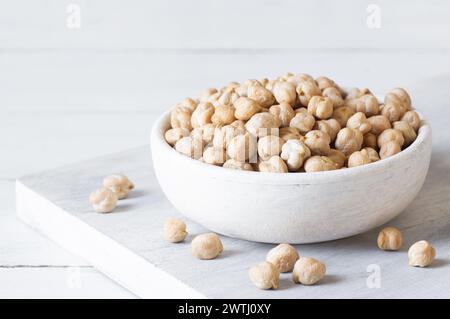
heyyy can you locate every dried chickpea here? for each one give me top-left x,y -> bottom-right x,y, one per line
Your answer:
217,91 -> 239,106
259,156 -> 288,173
304,130 -> 331,156
165,127 -> 190,146
266,244 -> 299,273
363,132 -> 378,150
347,150 -> 371,168
258,135 -> 285,160
332,106 -> 355,127
203,146 -> 227,165
191,102 -> 214,128
247,82 -> 275,107
292,257 -> 326,285
287,73 -> 314,86
191,233 -> 223,260
381,103 -> 405,122
211,104 -> 236,126
175,136 -> 203,160
170,105 -> 192,130
198,88 -> 218,103
272,81 -> 297,105
393,121 -> 417,146
296,79 -> 321,106
191,124 -> 216,144
179,97 -> 198,112
245,112 -> 280,137
347,95 -> 379,117
346,112 -> 372,134
363,147 -> 380,162
279,127 -> 302,142
328,149 -> 346,168
346,87 -> 372,100
304,156 -> 337,172
322,87 -> 344,108
212,124 -> 245,149
377,129 -> 405,148
334,128 -> 363,156
379,141 -> 401,159
227,133 -> 257,162
401,110 -> 421,132
280,139 -> 311,171
315,76 -> 337,90
164,218 -> 187,243
223,159 -> 254,171
408,240 -> 436,267
269,102 -> 295,127
234,97 -> 261,121
289,112 -> 315,134
377,227 -> 402,251
307,96 -> 333,119
89,187 -> 118,213
249,262 -> 280,290
385,88 -> 411,110
368,115 -> 392,135
103,174 -> 135,200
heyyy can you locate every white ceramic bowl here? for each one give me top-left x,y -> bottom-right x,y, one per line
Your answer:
151,110 -> 432,244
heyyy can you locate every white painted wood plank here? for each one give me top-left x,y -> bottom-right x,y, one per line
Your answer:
0,267 -> 134,299
1,0 -> 449,49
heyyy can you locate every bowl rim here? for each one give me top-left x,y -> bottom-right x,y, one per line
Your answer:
151,108 -> 431,185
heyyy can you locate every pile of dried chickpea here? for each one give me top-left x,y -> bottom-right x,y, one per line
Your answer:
164,218 -> 437,290
165,73 -> 421,172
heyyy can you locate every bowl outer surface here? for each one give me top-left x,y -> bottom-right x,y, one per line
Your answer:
151,111 -> 432,243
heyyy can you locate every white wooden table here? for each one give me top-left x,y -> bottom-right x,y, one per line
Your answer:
1,0 -> 450,298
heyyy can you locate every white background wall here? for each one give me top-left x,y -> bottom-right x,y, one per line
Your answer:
0,0 -> 449,297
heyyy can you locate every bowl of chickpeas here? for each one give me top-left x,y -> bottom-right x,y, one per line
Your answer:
151,73 -> 432,244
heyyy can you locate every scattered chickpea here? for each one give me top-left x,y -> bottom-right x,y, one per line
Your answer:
280,139 -> 311,171
234,97 -> 261,121
290,112 -> 315,134
346,112 -> 372,134
292,257 -> 326,285
377,129 -> 405,148
269,102 -> 295,127
266,243 -> 299,273
408,240 -> 436,267
304,156 -> 337,172
377,227 -> 402,251
304,130 -> 331,155
401,110 -> 421,132
249,262 -> 280,290
164,218 -> 188,243
89,187 -> 118,213
368,115 -> 392,135
165,127 -> 190,146
258,135 -> 285,160
103,174 -> 135,200
307,96 -> 333,119
191,233 -> 223,260
393,121 -> 417,146
334,128 -> 363,156
379,141 -> 401,159
259,156 -> 289,173
223,159 -> 254,171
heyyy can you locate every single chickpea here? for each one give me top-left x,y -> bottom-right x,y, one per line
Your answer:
179,97 -> 198,112
315,76 -> 337,90
191,102 -> 215,128
258,156 -> 288,173
245,112 -> 280,137
327,149 -> 346,169
266,244 -> 299,273
175,136 -> 204,160
212,124 -> 245,149
289,112 -> 315,134
346,87 -> 372,100
334,128 -> 363,156
381,103 -> 405,122
217,91 -> 239,106
191,233 -> 223,260
401,110 -> 421,132
286,73 -> 314,86
304,130 -> 331,155
408,240 -> 436,267
258,135 -> 285,160
347,95 -> 379,117
272,81 -> 297,105
235,79 -> 258,97
234,97 -> 261,121
279,127 -> 303,142
269,102 -> 295,127
280,139 -> 311,171
379,141 -> 401,159
385,88 -> 411,110
227,133 -> 257,162
170,105 -> 192,131
322,87 -> 344,108
363,132 -> 378,150
363,147 -> 380,162
211,104 -> 236,126
203,146 -> 227,165
393,121 -> 417,146
304,156 -> 337,172
377,129 -> 405,148
103,174 -> 135,200
198,88 -> 219,103
368,115 -> 392,135
332,106 -> 356,127
247,82 -> 275,108
223,159 -> 254,171
377,227 -> 402,251
89,187 -> 118,213
292,257 -> 326,285
347,150 -> 371,168
307,96 -> 333,119
190,123 -> 216,145
165,127 -> 190,146
164,218 -> 188,243
249,261 -> 280,290
346,112 -> 372,134
296,79 -> 321,106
